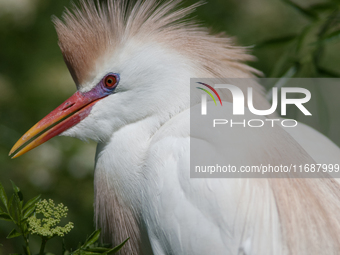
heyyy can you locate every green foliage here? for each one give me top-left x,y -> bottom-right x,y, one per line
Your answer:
0,181 -> 127,255
66,230 -> 129,255
256,0 -> 340,78
255,0 -> 340,135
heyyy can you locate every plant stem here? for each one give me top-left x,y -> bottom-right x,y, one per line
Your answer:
39,237 -> 47,255
18,223 -> 31,255
23,237 -> 31,255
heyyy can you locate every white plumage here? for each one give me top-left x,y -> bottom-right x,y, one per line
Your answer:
10,1 -> 340,254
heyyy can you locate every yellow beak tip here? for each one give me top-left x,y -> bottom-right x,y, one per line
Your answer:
9,152 -> 16,159
9,148 -> 18,158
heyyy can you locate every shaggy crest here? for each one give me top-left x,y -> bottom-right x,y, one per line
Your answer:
53,0 -> 258,86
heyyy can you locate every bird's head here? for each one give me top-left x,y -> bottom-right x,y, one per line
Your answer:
9,0 -> 257,158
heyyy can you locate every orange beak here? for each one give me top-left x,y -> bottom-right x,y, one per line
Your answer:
9,90 -> 104,158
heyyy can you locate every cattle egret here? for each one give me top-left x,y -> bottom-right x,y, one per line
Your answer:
9,1 -> 340,254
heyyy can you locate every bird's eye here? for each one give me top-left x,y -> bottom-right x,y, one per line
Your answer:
104,75 -> 118,88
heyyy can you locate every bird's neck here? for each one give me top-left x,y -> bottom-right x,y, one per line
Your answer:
93,113 -> 169,254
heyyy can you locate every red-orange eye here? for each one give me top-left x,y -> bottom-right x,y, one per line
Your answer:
105,75 -> 117,88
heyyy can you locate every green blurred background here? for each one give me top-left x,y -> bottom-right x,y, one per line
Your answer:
1,0 -> 340,253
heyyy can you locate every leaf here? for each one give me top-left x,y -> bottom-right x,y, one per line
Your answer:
10,180 -> 23,201
8,194 -> 15,220
317,67 -> 340,77
10,182 -> 24,220
70,250 -> 100,255
296,24 -> 314,53
87,248 -> 110,252
269,49 -> 294,78
282,0 -> 318,20
0,212 -> 12,221
79,252 -> 101,255
308,3 -> 337,12
7,228 -> 22,239
83,230 -> 101,248
23,194 -> 40,211
106,238 -> 129,254
0,182 -> 8,209
331,0 -> 340,4
23,204 -> 36,219
69,232 -> 127,254
254,35 -> 297,48
11,193 -> 22,221
318,29 -> 340,44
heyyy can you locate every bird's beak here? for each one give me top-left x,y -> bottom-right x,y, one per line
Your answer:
9,91 -> 102,158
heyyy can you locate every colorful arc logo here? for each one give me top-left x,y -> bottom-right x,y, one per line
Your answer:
196,82 -> 222,106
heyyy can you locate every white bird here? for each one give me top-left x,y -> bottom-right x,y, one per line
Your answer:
9,1 -> 340,254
